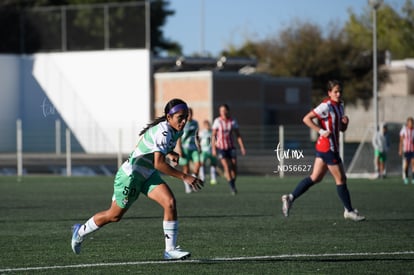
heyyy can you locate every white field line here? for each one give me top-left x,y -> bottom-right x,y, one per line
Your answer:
1,251 -> 413,273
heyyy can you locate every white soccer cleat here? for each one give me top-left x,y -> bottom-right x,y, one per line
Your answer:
163,246 -> 191,260
281,194 -> 292,217
71,224 -> 84,254
344,209 -> 366,222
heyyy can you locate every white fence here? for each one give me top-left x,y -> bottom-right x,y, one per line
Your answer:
0,122 -> 404,177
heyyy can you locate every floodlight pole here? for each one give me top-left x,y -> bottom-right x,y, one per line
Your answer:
369,0 -> 382,132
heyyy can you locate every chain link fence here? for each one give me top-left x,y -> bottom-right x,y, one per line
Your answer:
18,1 -> 149,53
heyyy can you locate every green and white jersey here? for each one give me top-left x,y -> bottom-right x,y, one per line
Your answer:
181,119 -> 199,151
199,129 -> 212,153
121,121 -> 183,179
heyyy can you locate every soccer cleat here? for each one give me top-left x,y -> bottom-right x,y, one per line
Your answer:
210,179 -> 217,185
71,224 -> 84,254
281,194 -> 292,217
344,209 -> 365,222
163,246 -> 191,260
403,178 -> 409,185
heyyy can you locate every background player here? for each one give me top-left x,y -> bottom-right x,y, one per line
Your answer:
372,124 -> 389,179
212,104 -> 246,195
71,99 -> 203,260
399,117 -> 414,184
199,119 -> 218,185
281,80 -> 365,221
176,108 -> 201,193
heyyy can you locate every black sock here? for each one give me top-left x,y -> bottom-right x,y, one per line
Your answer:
336,184 -> 353,212
228,179 -> 236,191
291,176 -> 315,200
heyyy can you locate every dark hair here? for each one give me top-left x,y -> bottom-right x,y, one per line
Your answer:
139,98 -> 188,136
219,103 -> 230,111
327,80 -> 342,92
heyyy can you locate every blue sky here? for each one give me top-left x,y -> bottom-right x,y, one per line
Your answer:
163,0 -> 404,56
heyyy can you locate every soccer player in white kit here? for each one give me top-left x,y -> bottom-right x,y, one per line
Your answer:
199,120 -> 218,185
281,80 -> 365,221
71,98 -> 203,260
176,108 -> 201,193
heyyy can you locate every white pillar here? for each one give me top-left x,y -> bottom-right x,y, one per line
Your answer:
55,119 -> 61,155
16,119 -> 23,177
279,125 -> 284,178
66,128 -> 72,177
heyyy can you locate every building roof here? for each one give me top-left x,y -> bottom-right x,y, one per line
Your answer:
390,59 -> 414,70
152,56 -> 257,73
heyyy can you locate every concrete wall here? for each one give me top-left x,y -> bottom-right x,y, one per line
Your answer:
381,66 -> 408,96
0,50 -> 151,153
345,96 -> 414,142
0,55 -> 82,153
33,50 -> 150,153
154,71 -> 212,122
346,60 -> 414,142
0,55 -> 20,152
154,71 -> 312,127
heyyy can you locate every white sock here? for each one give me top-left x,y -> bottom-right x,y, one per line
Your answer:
210,166 -> 217,181
163,220 -> 178,251
199,166 -> 205,181
184,181 -> 192,193
78,217 -> 100,237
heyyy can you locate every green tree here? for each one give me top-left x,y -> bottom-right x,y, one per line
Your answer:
224,21 -> 380,107
223,2 -> 414,107
345,0 -> 414,59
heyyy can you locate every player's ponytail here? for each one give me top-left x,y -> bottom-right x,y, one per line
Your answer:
139,98 -> 188,136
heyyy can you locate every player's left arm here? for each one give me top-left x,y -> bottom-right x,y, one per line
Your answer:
154,151 -> 203,190
234,128 -> 246,156
340,116 -> 349,132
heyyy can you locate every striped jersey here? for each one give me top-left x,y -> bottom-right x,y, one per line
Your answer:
180,119 -> 199,151
399,125 -> 414,152
312,98 -> 344,153
121,121 -> 183,178
212,117 -> 239,150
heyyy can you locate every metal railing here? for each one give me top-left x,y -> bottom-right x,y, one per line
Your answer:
0,122 -> 403,177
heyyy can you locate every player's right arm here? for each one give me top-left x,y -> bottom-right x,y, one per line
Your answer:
303,111 -> 330,137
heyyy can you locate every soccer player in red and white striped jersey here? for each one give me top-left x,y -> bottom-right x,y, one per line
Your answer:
398,117 -> 414,184
212,104 -> 246,195
281,80 -> 365,221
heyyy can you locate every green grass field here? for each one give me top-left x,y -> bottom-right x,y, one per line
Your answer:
0,175 -> 413,274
